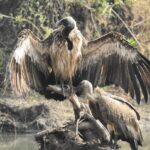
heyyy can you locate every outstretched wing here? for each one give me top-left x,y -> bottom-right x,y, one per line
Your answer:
9,29 -> 53,96
75,32 -> 150,103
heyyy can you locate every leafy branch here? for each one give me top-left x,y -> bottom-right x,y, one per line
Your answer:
0,13 -> 44,38
109,5 -> 144,50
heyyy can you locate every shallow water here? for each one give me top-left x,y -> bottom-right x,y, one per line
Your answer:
119,131 -> 150,150
0,131 -> 150,150
0,134 -> 38,150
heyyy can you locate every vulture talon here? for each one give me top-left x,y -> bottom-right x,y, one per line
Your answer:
61,86 -> 65,97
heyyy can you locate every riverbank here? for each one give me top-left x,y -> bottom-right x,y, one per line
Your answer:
0,92 -> 150,150
0,95 -> 74,133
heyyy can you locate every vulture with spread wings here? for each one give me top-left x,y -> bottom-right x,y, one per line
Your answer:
9,16 -> 150,103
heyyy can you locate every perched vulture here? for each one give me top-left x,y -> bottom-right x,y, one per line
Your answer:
9,16 -> 150,103
78,80 -> 143,150
47,80 -> 143,150
9,16 -> 84,97
47,85 -> 110,144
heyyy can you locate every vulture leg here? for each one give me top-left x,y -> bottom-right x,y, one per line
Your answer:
113,137 -> 120,150
109,134 -> 120,150
69,78 -> 74,95
60,80 -> 65,97
60,79 -> 73,97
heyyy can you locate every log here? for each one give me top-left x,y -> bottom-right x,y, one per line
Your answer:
35,117 -> 113,150
41,84 -> 113,150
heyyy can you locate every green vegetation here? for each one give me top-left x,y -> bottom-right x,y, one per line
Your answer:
127,38 -> 138,47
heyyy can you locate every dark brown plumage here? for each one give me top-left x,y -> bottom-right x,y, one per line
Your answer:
9,16 -> 150,103
46,86 -> 111,144
9,17 -> 83,97
76,80 -> 143,150
76,31 -> 150,103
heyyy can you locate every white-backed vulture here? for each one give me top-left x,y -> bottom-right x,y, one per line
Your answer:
47,86 -> 110,144
9,16 -> 83,97
47,81 -> 143,150
69,95 -> 111,144
9,16 -> 150,103
78,80 -> 143,150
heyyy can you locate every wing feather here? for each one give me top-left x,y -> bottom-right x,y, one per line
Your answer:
76,32 -> 150,103
9,29 -> 52,96
106,94 -> 140,120
128,62 -> 141,103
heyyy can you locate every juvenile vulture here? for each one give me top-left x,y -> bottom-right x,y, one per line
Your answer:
47,81 -> 143,150
9,16 -> 150,103
47,85 -> 110,145
78,80 -> 143,150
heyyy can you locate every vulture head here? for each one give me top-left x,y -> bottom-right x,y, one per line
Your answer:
56,16 -> 77,39
56,16 -> 76,30
76,80 -> 93,97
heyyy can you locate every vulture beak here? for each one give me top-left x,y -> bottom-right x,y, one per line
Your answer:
56,20 -> 63,28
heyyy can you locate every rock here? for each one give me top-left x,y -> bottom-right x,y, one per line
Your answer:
0,102 -> 49,133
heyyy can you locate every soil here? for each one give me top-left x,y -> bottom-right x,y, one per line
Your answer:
0,86 -> 150,150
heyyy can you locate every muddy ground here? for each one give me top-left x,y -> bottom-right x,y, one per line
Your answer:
0,86 -> 150,150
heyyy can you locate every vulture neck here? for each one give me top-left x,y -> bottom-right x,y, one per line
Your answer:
69,95 -> 85,121
62,26 -> 75,51
69,95 -> 81,111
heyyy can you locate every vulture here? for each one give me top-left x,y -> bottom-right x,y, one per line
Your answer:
47,85 -> 111,145
9,16 -> 150,103
9,16 -> 84,97
47,81 -> 143,150
70,95 -> 111,145
78,80 -> 143,150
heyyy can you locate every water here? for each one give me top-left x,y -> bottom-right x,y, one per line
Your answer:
0,131 -> 149,150
0,134 -> 38,150
119,131 -> 150,150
